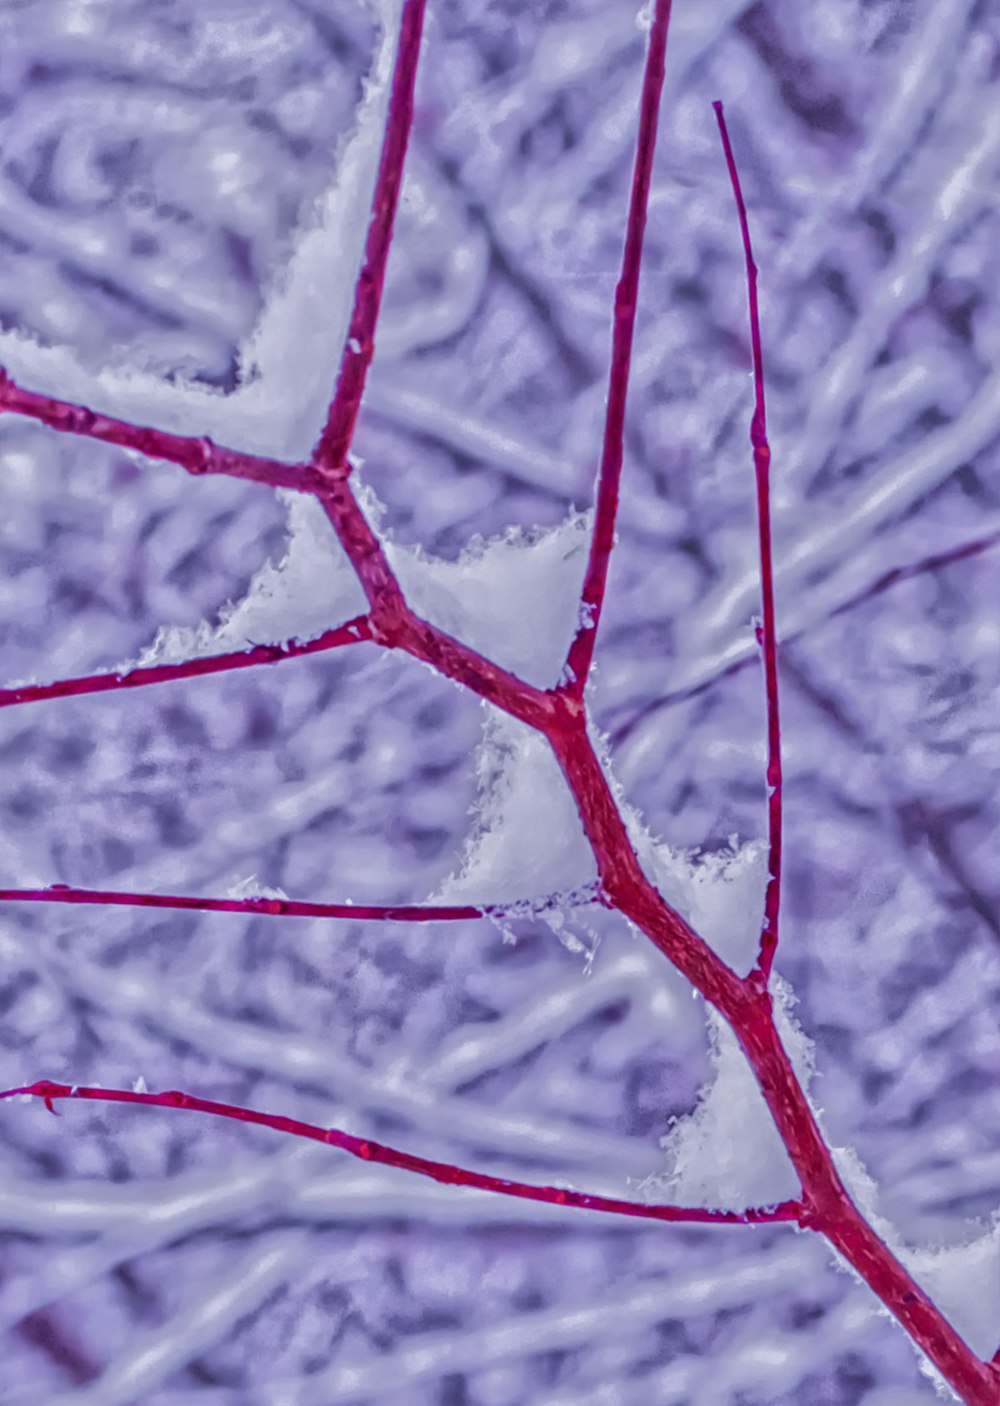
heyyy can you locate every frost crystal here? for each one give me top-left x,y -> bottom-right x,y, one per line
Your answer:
227,875 -> 291,903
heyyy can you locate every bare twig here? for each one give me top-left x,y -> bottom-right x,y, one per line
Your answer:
0,1081 -> 803,1230
0,886 -> 485,924
713,100 -> 782,987
0,617 -> 374,710
563,0 -> 674,696
311,0 -> 428,476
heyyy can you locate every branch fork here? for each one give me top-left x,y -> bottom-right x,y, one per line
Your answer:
0,0 -> 996,1398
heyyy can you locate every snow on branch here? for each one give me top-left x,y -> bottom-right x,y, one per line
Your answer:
0,0 -> 405,464
0,368 -> 310,491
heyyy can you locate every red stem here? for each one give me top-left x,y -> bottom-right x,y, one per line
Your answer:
563,0 -> 674,696
0,616 -> 373,711
311,0 -> 428,477
0,2 -> 995,1398
728,988 -> 999,1402
713,101 -> 782,986
545,707 -> 999,1403
0,1081 -> 802,1230
0,886 -> 484,924
0,369 -> 311,492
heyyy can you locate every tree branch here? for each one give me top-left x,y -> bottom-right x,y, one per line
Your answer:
563,0 -> 674,696
311,0 -> 428,476
1,3 -> 994,1398
0,617 -> 373,711
0,886 -> 484,924
0,1081 -> 803,1230
0,369 -> 311,491
713,101 -> 782,986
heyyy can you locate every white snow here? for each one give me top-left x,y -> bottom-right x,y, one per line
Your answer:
135,489 -> 591,684
0,0 -> 403,463
136,491 -> 367,666
434,709 -> 596,908
655,977 -> 813,1211
387,507 -> 592,690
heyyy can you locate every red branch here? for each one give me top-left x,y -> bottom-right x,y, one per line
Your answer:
0,886 -> 484,924
0,369 -> 311,492
713,101 -> 783,987
0,616 -> 373,711
563,0 -> 674,696
0,1081 -> 802,1230
311,0 -> 428,476
313,476 -> 562,730
0,4 -> 998,1400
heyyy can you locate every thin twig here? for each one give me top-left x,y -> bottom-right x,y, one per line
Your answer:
0,1081 -> 804,1230
0,617 -> 374,711
0,369 -> 310,491
0,886 -> 484,924
713,101 -> 782,986
563,0 -> 674,696
311,0 -> 428,476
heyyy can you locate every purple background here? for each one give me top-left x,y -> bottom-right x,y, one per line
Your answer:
0,1 -> 997,1402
